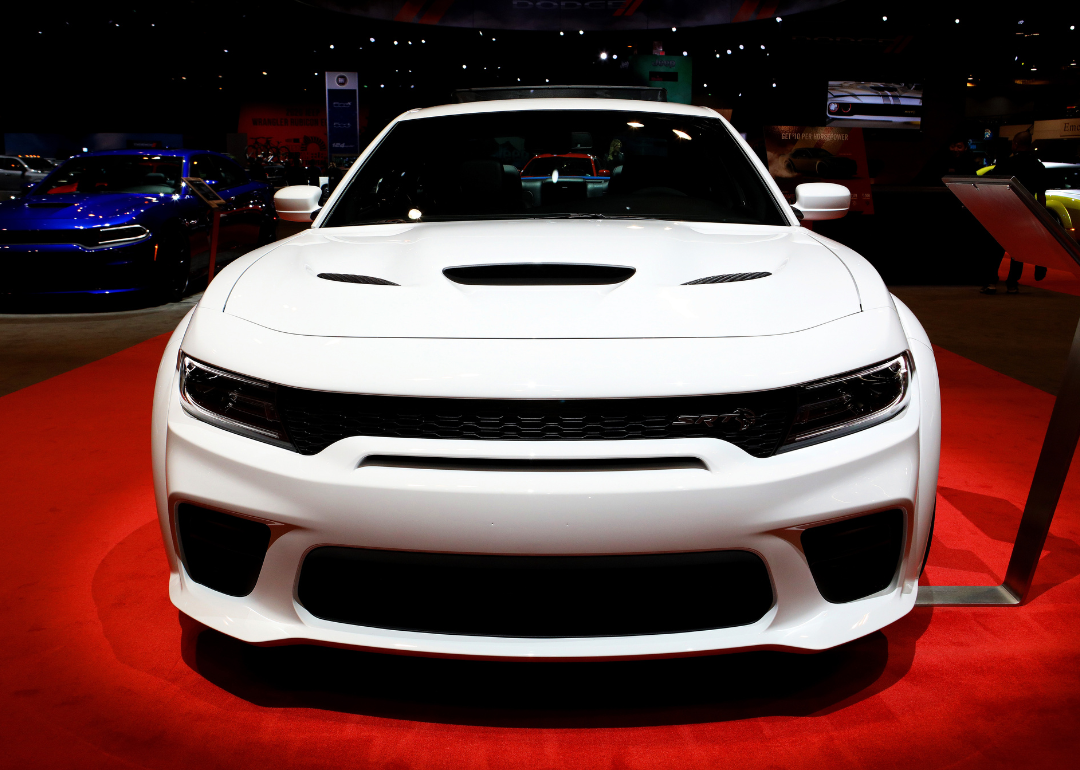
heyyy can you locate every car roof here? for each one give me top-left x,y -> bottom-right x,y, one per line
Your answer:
398,98 -> 721,122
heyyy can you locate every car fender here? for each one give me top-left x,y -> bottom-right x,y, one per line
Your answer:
152,305 -> 196,574
891,294 -> 941,591
1046,198 -> 1073,231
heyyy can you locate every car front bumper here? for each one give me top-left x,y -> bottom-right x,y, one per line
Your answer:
157,359 -> 932,660
0,240 -> 157,294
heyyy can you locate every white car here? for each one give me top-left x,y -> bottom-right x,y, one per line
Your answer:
152,98 -> 940,660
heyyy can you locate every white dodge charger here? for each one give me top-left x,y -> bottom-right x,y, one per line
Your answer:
152,97 -> 940,660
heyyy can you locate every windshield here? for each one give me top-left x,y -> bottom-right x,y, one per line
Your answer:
324,110 -> 787,227
1046,167 -> 1080,190
21,157 -> 53,171
36,156 -> 183,195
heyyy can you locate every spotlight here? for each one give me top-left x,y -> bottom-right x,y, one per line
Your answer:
600,52 -> 608,60
776,16 -> 782,22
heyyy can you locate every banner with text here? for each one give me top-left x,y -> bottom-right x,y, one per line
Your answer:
764,125 -> 873,215
326,72 -> 362,162
237,104 -> 328,166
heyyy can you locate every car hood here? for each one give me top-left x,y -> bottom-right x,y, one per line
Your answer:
224,219 -> 861,339
0,193 -> 167,227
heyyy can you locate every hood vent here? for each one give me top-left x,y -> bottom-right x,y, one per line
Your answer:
682,272 -> 772,285
318,273 -> 399,286
444,263 -> 636,286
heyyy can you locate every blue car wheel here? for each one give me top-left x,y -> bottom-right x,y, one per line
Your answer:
155,229 -> 191,303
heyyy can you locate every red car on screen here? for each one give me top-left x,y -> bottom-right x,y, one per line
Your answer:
521,153 -> 603,178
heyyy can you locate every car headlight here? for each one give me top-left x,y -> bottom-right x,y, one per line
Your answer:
778,353 -> 911,452
95,224 -> 150,246
179,355 -> 294,450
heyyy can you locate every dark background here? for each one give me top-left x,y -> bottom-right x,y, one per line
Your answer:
5,1 -> 1077,172
5,1 -> 1078,283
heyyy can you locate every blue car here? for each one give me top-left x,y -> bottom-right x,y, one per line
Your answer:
0,149 -> 277,301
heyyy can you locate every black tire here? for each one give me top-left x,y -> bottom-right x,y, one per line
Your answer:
919,504 -> 935,578
154,230 -> 191,304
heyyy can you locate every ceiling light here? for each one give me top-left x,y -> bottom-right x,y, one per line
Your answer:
776,16 -> 782,22
600,52 -> 608,60
627,121 -> 644,128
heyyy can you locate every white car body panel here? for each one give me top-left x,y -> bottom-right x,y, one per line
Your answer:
153,98 -> 940,659
223,221 -> 859,340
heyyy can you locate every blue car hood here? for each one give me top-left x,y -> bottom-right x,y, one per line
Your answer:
0,193 -> 170,229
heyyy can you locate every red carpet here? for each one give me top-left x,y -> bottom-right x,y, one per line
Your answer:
1,337 -> 1079,769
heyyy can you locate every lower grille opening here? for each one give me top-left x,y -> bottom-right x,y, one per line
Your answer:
358,455 -> 707,472
297,548 -> 774,637
176,504 -> 272,597
801,509 -> 905,604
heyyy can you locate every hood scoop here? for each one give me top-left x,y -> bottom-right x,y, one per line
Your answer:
318,273 -> 399,286
25,202 -> 73,209
444,263 -> 636,286
683,272 -> 772,285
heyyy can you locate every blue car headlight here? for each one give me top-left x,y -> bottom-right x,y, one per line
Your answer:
95,224 -> 150,246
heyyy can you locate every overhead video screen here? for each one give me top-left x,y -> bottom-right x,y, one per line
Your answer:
826,82 -> 923,130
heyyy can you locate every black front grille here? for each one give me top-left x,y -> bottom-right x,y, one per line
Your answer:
277,389 -> 797,457
298,547 -> 774,637
0,229 -> 100,247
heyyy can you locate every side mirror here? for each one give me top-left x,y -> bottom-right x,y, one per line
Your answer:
275,185 -> 323,222
792,183 -> 850,221
597,169 -> 611,177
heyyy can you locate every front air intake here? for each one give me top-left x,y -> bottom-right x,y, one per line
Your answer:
801,509 -> 905,603
443,263 -> 636,285
298,548 -> 773,637
682,272 -> 772,285
175,504 -> 272,597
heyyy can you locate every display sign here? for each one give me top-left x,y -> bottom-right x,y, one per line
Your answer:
764,126 -> 874,215
181,177 -> 226,209
237,103 -> 329,166
629,54 -> 691,104
326,72 -> 361,162
826,82 -> 923,130
1032,118 -> 1080,141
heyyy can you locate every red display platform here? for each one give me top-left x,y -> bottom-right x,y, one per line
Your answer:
0,337 -> 1078,769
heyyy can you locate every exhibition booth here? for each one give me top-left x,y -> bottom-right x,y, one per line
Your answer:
1,1 -> 1079,768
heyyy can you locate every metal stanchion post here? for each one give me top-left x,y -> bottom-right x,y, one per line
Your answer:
916,176 -> 1080,606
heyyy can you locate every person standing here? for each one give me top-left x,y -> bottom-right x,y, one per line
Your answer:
982,131 -> 1048,294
